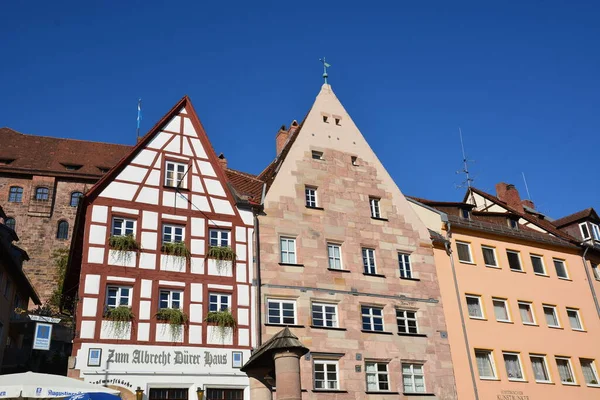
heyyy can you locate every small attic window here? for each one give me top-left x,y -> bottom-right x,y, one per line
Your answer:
335,118 -> 341,126
461,209 -> 470,220
351,156 -> 358,166
0,158 -> 15,165
312,151 -> 324,160
62,163 -> 82,171
97,167 -> 110,173
509,219 -> 519,230
323,116 -> 329,123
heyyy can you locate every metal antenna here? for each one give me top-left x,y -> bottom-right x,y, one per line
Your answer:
522,172 -> 532,200
456,128 -> 474,188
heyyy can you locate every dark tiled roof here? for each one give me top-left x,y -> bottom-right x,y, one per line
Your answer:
224,168 -> 264,204
553,208 -> 598,228
408,196 -> 475,208
0,127 -> 131,179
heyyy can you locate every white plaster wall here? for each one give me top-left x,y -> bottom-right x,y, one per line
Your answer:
191,284 -> 203,302
206,326 -> 233,345
91,205 -> 108,223
239,209 -> 253,226
164,135 -> 181,153
211,198 -> 234,215
100,321 -> 132,340
190,138 -> 208,158
237,285 -> 249,306
189,304 -> 203,323
142,211 -> 158,230
99,182 -> 138,201
108,250 -> 137,267
191,195 -> 211,212
112,207 -> 139,215
237,308 -> 249,326
147,132 -> 173,149
182,137 -> 194,156
139,301 -> 151,320
81,298 -> 98,317
235,226 -> 246,242
141,279 -> 153,298
238,328 -> 249,346
191,239 -> 205,255
132,149 -> 157,166
207,259 -> 232,276
189,325 -> 202,344
236,263 -> 246,283
137,322 -> 150,341
192,176 -> 204,193
183,117 -> 196,136
191,217 -> 205,237
155,323 -> 184,343
146,169 -> 160,186
235,244 -> 247,261
141,232 -> 157,250
88,247 -> 105,264
84,274 -> 101,295
190,257 -> 205,274
80,321 -> 95,339
117,165 -> 148,183
139,252 -> 156,270
160,255 -> 186,272
88,225 -> 107,245
164,116 -> 181,133
198,161 -> 216,177
136,187 -> 159,205
204,179 -> 226,197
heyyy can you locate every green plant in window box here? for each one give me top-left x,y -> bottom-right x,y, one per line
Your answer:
109,234 -> 141,264
156,308 -> 188,340
204,309 -> 237,342
105,305 -> 135,337
161,241 -> 190,269
207,246 -> 236,273
591,379 -> 598,385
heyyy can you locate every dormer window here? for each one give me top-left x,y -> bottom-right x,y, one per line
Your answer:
580,223 -> 591,240
97,167 -> 110,173
461,209 -> 470,220
0,158 -> 15,165
592,223 -> 600,241
61,163 -> 82,171
509,219 -> 518,230
335,118 -> 341,126
322,116 -> 329,123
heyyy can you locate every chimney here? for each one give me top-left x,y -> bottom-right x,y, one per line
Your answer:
495,182 -> 524,213
217,153 -> 227,169
521,199 -> 535,210
276,125 -> 289,156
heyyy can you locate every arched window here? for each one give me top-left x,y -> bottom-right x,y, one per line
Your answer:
5,218 -> 15,231
35,187 -> 49,201
8,186 -> 23,203
56,220 -> 69,240
70,192 -> 84,207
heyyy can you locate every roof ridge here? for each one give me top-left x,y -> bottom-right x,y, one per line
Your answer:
0,127 -> 132,148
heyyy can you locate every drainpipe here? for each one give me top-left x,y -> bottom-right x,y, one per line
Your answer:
254,183 -> 267,346
580,242 -> 600,318
442,216 -> 480,400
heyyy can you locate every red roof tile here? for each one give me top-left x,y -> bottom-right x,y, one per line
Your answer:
553,208 -> 598,228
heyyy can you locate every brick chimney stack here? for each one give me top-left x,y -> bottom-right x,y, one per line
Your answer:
218,153 -> 227,169
521,199 -> 535,210
275,125 -> 289,156
495,183 -> 524,213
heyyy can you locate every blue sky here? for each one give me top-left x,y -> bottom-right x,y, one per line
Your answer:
2,1 -> 598,218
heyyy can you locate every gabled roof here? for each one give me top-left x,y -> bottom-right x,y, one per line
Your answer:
224,168 -> 264,205
553,208 -> 599,228
0,127 -> 131,179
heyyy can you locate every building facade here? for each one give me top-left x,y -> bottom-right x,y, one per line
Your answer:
410,184 -> 600,400
256,84 -> 457,399
65,97 -> 258,400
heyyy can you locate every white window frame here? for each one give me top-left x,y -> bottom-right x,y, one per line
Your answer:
466,295 -> 485,320
362,248 -> 377,275
481,246 -> 498,268
556,357 -> 577,385
106,285 -> 132,309
162,224 -> 185,244
492,298 -> 511,323
305,186 -> 318,208
112,217 -> 136,237
592,223 -> 600,241
543,304 -> 561,328
267,298 -> 297,325
361,305 -> 384,332
566,308 -> 584,331
365,361 -> 390,392
506,250 -> 523,272
580,358 -> 600,387
327,243 -> 343,270
456,241 -> 473,263
208,292 -> 231,312
518,301 -> 537,325
553,258 -> 569,279
311,302 -> 338,328
398,253 -> 412,279
370,198 -> 381,218
475,349 -> 498,380
592,263 -> 600,280
580,222 -> 591,240
313,359 -> 339,390
396,309 -> 419,334
159,289 -> 183,309
311,150 -> 324,160
503,352 -> 525,382
402,363 -> 426,393
280,237 -> 297,264
209,229 -> 230,247
165,161 -> 188,188
530,354 -> 552,383
530,254 -> 546,275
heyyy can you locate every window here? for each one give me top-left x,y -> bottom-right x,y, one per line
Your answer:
5,218 -> 15,231
149,389 -> 189,400
112,217 -> 136,236
556,357 -> 576,384
492,298 -> 511,322
351,156 -> 358,166
106,286 -> 132,308
366,362 -> 389,392
481,246 -> 497,267
509,219 -> 519,230
503,352 -> 525,381
327,243 -> 342,270
475,350 -> 497,379
466,295 -> 484,319
580,223 -> 591,240
208,293 -> 231,312
518,301 -> 536,325
165,161 -> 187,188
402,363 -> 425,393
506,250 -> 522,271
35,187 -> 49,201
530,355 -> 551,383
370,198 -> 381,218
312,303 -> 338,327
3,279 -> 11,298
566,308 -> 583,331
396,309 -> 418,334
593,263 -> 600,280
159,289 -> 182,309
8,186 -> 23,202
530,254 -> 546,275
543,305 -> 560,328
553,259 -> 569,279
267,299 -> 296,325
280,237 -> 297,264
70,191 -> 84,207
162,224 -> 184,244
362,248 -> 377,274
398,253 -> 412,278
335,118 -> 341,126
313,360 -> 338,390
209,229 -> 230,247
592,224 -> 600,241
322,115 -> 329,123
305,186 -> 317,208
56,220 -> 69,240
205,389 -> 242,400
361,305 -> 384,331
461,208 -> 470,219
456,241 -> 472,263
311,150 -> 323,160
580,359 -> 600,386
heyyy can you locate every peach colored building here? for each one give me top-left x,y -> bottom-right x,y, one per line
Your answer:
255,83 -> 457,399
410,184 -> 600,400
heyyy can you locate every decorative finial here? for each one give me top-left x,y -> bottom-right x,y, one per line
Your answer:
319,57 -> 331,84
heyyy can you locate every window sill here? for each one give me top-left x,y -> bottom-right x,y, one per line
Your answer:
311,325 -> 347,331
361,330 -> 393,335
561,382 -> 580,386
397,332 -> 427,337
586,384 -> 600,388
400,276 -> 420,281
306,206 -> 324,211
403,393 -> 436,397
459,260 -> 476,265
363,273 -> 386,278
365,392 -> 399,395
523,323 -> 539,327
327,268 -> 350,273
558,277 -> 572,281
508,379 -> 528,383
572,328 -> 587,332
468,317 -> 487,321
279,263 -> 305,267
370,217 -> 388,222
485,265 -> 501,269
535,381 -> 554,385
510,269 -> 526,273
479,377 -> 500,381
162,185 -> 189,192
534,273 -> 550,277
311,390 -> 348,393
265,323 -> 305,328
548,325 -> 563,330
497,320 -> 513,324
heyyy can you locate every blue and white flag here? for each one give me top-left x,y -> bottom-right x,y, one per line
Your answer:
137,98 -> 142,130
